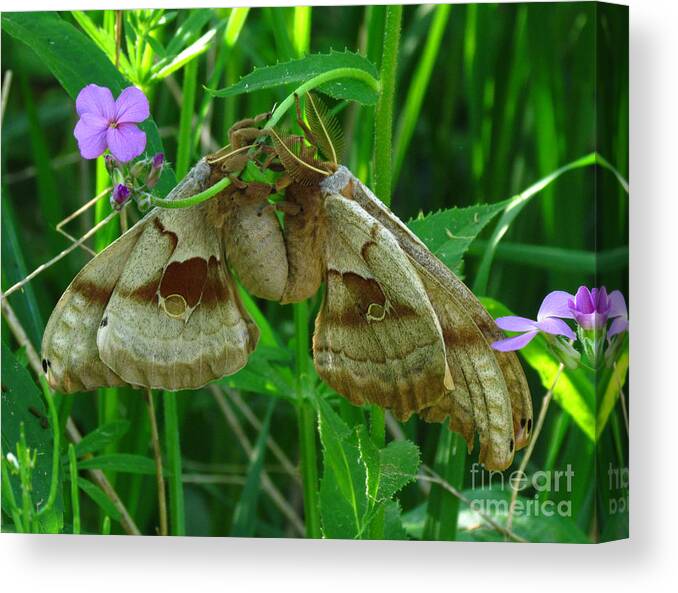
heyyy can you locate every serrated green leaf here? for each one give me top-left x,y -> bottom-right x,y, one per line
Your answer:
316,396 -> 367,538
407,199 -> 509,272
221,345 -> 293,399
77,453 -> 158,475
356,425 -> 380,504
383,500 -> 409,540
377,440 -> 420,501
76,477 -> 121,522
74,420 -> 131,458
207,50 -> 380,105
1,342 -> 62,532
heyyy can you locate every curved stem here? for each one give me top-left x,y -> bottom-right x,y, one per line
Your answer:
35,382 -> 60,519
265,67 -> 380,130
150,175 -> 232,209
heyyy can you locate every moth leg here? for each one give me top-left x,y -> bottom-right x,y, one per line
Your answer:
273,200 -> 302,217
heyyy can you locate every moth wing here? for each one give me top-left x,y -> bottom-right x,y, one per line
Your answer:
41,221 -> 147,393
313,193 -> 452,420
322,167 -> 530,469
413,263 -> 516,470
97,202 -> 259,391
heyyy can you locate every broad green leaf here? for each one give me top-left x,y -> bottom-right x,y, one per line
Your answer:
316,396 -> 367,538
407,200 -> 509,273
74,420 -> 131,458
356,425 -> 380,504
71,11 -> 133,76
77,453 -> 158,475
0,342 -> 62,532
316,396 -> 365,512
1,195 -> 44,348
596,339 -> 629,439
377,440 -> 420,501
208,50 -> 380,105
76,477 -> 121,522
319,459 -> 362,539
383,500 -> 408,540
402,502 -> 428,540
482,298 -> 596,440
221,345 -> 293,399
230,399 -> 276,537
1,12 -> 175,196
152,27 -> 217,81
458,488 -> 589,543
162,9 -> 213,60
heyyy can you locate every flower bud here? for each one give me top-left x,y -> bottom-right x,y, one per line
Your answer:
136,191 -> 152,212
146,152 -> 165,188
110,184 -> 131,210
104,154 -> 120,174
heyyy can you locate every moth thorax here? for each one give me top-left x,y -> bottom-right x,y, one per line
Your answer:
162,293 -> 188,319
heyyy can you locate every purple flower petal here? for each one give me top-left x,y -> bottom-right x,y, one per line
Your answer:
76,84 -> 115,120
106,123 -> 147,163
492,331 -> 538,352
537,290 -> 575,321
593,286 -> 610,314
572,286 -> 595,314
74,113 -> 109,159
608,317 -> 629,338
495,316 -> 537,332
535,317 -> 576,340
572,311 -> 608,330
114,87 -> 150,124
608,290 -> 628,319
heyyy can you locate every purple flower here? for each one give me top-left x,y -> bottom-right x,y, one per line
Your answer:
566,286 -> 610,330
74,84 -> 149,163
607,290 -> 628,338
110,184 -> 131,207
492,290 -> 577,352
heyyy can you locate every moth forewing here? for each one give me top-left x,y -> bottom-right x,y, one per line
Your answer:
320,167 -> 531,469
313,192 -> 453,420
42,159 -> 260,393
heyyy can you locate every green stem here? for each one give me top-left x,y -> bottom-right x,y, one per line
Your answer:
176,58 -> 198,178
423,427 -> 465,540
36,383 -> 59,519
372,4 -> 402,207
163,392 -> 186,536
1,457 -> 24,532
68,444 -> 80,535
367,4 -> 402,541
151,175 -> 232,209
294,301 -> 321,538
266,68 -> 380,130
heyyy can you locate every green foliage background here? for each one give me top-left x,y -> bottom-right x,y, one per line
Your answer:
1,4 -> 628,542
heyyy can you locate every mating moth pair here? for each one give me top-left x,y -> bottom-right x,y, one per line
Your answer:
41,94 -> 531,470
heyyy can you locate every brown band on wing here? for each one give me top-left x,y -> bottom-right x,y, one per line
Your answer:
125,271 -> 162,304
72,280 -> 116,305
159,257 -> 209,308
153,217 -> 179,250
